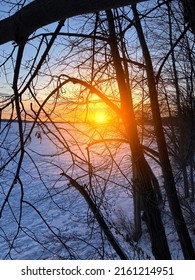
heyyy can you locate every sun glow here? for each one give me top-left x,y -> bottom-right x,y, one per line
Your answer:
91,111 -> 112,124
95,113 -> 107,123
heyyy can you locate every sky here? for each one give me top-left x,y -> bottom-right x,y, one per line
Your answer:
0,0 -> 173,123
0,6 -> 118,123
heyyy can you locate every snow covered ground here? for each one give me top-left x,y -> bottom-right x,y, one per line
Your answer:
0,121 -> 194,259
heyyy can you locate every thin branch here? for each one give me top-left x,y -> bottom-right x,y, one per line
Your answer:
156,24 -> 190,83
61,75 -> 121,116
60,172 -> 128,260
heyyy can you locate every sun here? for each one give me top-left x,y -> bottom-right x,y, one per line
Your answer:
96,114 -> 105,123
86,105 -> 113,124
94,113 -> 109,124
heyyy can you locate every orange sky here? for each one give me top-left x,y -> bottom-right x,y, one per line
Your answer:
1,95 -> 117,124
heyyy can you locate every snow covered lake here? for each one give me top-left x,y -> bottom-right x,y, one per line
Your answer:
0,121 -> 194,259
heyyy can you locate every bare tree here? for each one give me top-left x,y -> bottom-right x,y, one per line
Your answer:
132,3 -> 195,259
0,1 -> 194,260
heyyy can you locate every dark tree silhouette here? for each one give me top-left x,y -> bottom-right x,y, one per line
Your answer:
0,0 -> 194,45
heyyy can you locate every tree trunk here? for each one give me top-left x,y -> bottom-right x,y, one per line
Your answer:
167,3 -> 190,198
180,0 -> 195,34
132,4 -> 195,259
190,164 -> 195,203
132,163 -> 142,241
0,0 -> 145,45
0,0 -> 194,45
106,9 -> 171,260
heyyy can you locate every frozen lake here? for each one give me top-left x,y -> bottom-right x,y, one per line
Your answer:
0,121 -> 193,259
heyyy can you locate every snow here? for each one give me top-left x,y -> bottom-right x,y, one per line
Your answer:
0,121 -> 194,259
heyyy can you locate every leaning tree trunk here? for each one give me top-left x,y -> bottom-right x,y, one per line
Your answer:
106,10 -> 171,260
0,0 -> 145,45
0,0 -> 194,46
60,173 -> 128,260
132,4 -> 195,259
